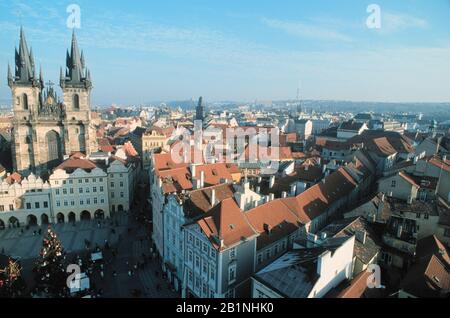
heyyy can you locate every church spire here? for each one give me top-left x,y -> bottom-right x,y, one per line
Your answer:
7,63 -> 13,87
62,30 -> 91,88
14,27 -> 38,86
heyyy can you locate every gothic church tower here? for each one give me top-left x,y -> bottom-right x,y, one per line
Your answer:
8,29 -> 97,175
60,31 -> 96,156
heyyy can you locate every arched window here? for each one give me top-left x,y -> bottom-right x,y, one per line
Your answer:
73,94 -> 80,110
22,94 -> 28,110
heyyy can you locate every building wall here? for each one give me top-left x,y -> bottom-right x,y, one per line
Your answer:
49,168 -> 110,222
0,175 -> 51,227
378,175 -> 418,202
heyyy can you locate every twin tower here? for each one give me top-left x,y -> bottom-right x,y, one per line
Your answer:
7,28 -> 97,175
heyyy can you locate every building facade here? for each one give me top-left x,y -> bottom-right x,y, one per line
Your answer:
8,29 -> 97,175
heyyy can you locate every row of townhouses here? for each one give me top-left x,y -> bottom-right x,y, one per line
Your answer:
0,143 -> 140,228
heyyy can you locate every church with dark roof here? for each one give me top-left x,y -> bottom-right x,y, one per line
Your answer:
7,28 -> 97,175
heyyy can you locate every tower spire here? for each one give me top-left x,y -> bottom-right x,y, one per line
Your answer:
62,30 -> 91,88
7,63 -> 13,87
15,27 -> 36,85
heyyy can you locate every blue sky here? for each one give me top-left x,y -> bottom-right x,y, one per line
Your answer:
0,0 -> 449,105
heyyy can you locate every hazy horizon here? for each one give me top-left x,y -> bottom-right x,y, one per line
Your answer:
1,0 -> 450,105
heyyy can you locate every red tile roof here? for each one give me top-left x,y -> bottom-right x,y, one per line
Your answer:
281,167 -> 358,222
5,172 -> 22,185
336,271 -> 372,298
197,198 -> 257,251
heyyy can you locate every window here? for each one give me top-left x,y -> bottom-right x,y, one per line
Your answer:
86,199 -> 91,205
120,192 -> 124,198
35,202 -> 40,209
188,234 -> 193,243
188,250 -> 193,262
79,188 -> 83,194
86,187 -> 90,193
62,189 -> 67,195
391,180 -> 397,188
64,201 -> 68,207
416,213 -> 421,219
55,189 -> 60,195
26,203 -> 31,209
210,267 -> 215,280
71,200 -> 75,206
78,179 -> 82,184
111,192 -> 115,199
229,247 -> 236,260
93,187 -> 97,193
444,229 -> 450,238
100,186 -> 104,192
228,265 -> 236,283
56,201 -> 61,207
73,94 -> 80,110
0,205 -> 3,212
188,270 -> 193,284
203,263 -> 208,274
111,182 -> 115,188
63,180 -> 67,185
257,254 -> 263,264
120,181 -> 124,188
80,200 -> 84,205
265,249 -> 271,260
99,178 -> 103,182
43,202 -> 48,208
70,188 -> 74,194
9,204 -> 14,211
69,180 -> 73,184
85,179 -> 89,183
210,249 -> 216,259
424,213 -> 429,220
22,93 -> 29,110
195,256 -> 200,269
94,197 -> 98,204
100,198 -> 105,204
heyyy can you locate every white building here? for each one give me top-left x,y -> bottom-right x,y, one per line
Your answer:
0,173 -> 52,228
49,155 -> 110,223
252,235 -> 355,298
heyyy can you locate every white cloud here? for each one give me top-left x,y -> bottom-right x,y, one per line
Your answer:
261,17 -> 353,42
382,12 -> 428,32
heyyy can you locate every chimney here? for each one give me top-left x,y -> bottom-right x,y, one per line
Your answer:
191,164 -> 196,178
407,196 -> 413,204
256,186 -> 261,193
258,176 -> 262,184
265,195 -> 270,203
282,191 -> 288,198
263,223 -> 271,235
317,251 -> 331,276
397,225 -> 403,239
200,170 -> 205,188
269,193 -> 275,201
355,230 -> 367,244
211,189 -> 216,207
290,184 -> 297,196
254,200 -> 259,208
269,175 -> 275,188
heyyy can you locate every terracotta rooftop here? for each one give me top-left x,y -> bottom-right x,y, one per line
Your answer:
197,198 -> 258,251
